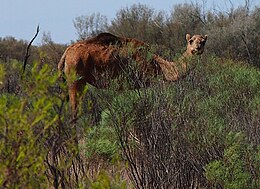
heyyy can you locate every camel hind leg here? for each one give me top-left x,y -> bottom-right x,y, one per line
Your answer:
69,85 -> 77,120
69,78 -> 88,121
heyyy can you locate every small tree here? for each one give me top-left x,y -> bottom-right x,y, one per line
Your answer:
109,4 -> 167,45
73,13 -> 108,40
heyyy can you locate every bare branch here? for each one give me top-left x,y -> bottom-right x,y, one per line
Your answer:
23,25 -> 40,73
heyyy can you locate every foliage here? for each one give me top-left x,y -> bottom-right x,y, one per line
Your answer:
109,4 -> 166,45
0,45 -> 259,189
205,6 -> 260,67
1,1 -> 260,188
0,64 -> 5,86
39,33 -> 67,67
71,2 -> 260,67
90,171 -> 128,189
0,36 -> 28,62
84,124 -> 119,160
0,61 -> 85,189
73,13 -> 108,39
2,2 -> 260,66
94,56 -> 260,188
0,61 -> 59,188
205,132 -> 260,189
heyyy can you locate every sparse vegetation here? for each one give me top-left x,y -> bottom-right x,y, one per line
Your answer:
0,1 -> 260,189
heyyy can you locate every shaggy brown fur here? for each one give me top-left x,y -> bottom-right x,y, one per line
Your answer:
58,32 -> 207,115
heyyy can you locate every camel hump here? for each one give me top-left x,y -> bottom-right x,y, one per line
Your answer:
87,32 -> 123,45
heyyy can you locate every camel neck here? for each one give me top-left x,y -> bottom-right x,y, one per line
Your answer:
154,50 -> 197,81
181,50 -> 193,59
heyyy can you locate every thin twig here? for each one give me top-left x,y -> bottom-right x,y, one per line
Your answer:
23,25 -> 40,73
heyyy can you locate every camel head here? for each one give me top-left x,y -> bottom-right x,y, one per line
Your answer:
186,34 -> 207,55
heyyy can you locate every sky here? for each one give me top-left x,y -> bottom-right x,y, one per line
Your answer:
1,0 -> 257,45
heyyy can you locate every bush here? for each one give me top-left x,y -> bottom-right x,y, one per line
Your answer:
96,56 -> 260,188
0,61 -> 86,188
84,125 -> 119,160
1,2 -> 260,188
205,132 -> 260,189
0,62 -> 59,188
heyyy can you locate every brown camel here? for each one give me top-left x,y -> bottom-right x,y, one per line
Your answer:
58,32 -> 207,115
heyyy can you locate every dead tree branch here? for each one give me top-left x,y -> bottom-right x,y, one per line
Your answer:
23,25 -> 40,73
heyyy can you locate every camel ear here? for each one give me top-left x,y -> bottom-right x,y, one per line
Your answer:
204,35 -> 208,41
186,34 -> 191,41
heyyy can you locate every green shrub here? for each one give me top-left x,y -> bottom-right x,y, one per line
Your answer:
185,57 -> 260,188
0,62 -> 60,188
90,171 -> 128,189
205,132 -> 260,189
1,50 -> 259,188
84,125 -> 119,160
99,56 -> 260,188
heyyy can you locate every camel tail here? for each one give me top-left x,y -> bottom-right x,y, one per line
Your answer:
58,50 -> 67,80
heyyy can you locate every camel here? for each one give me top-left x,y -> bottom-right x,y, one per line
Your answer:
58,32 -> 207,116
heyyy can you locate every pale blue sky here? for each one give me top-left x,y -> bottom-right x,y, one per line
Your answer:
0,0 -> 256,44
